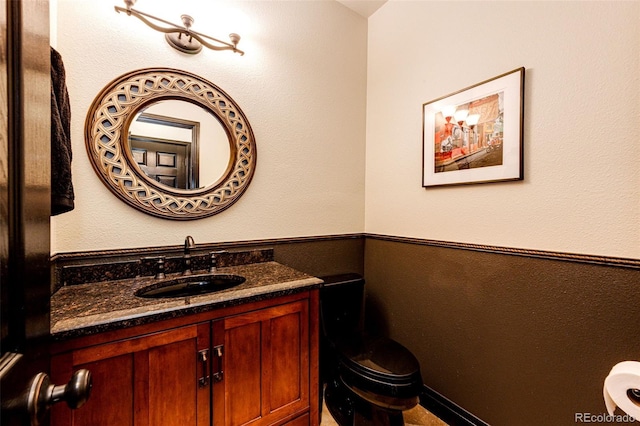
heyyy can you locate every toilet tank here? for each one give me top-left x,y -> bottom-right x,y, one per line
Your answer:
319,273 -> 365,341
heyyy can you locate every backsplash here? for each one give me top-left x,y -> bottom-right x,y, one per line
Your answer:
56,248 -> 274,288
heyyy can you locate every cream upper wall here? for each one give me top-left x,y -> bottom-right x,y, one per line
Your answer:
365,1 -> 640,259
53,1 -> 640,259
51,0 -> 367,254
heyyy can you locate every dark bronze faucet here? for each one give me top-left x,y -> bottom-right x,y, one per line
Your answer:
183,236 -> 196,275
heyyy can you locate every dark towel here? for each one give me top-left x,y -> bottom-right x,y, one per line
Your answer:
50,47 -> 74,215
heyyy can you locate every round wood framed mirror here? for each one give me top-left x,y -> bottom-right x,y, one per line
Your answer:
85,68 -> 256,220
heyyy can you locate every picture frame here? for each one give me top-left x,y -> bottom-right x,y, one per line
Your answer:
422,67 -> 524,188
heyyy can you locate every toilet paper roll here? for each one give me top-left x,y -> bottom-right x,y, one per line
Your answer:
603,361 -> 640,419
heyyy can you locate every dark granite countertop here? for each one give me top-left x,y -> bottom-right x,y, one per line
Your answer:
51,261 -> 322,340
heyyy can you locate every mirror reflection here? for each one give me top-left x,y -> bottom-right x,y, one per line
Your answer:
128,100 -> 231,190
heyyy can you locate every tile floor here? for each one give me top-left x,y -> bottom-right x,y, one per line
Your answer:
320,396 -> 448,426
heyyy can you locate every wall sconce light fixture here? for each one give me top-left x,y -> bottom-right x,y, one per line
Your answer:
115,0 -> 244,56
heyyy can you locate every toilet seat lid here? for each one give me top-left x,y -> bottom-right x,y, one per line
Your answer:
337,335 -> 421,385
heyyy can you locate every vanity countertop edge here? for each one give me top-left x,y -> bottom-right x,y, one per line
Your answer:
50,261 -> 323,340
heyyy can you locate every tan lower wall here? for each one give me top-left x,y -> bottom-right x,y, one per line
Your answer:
272,236 -> 364,278
363,236 -> 639,425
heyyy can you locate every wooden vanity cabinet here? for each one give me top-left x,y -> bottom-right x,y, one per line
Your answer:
212,298 -> 311,426
50,291 -> 319,426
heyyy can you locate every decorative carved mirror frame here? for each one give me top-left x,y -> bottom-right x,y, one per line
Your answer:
85,68 -> 256,220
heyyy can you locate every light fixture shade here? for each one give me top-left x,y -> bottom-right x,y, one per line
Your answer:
441,105 -> 456,119
454,109 -> 469,123
466,114 -> 480,126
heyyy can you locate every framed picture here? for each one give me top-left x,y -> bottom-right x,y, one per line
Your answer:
422,67 -> 524,188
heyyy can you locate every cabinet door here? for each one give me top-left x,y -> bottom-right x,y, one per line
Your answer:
212,300 -> 310,426
51,324 -> 210,426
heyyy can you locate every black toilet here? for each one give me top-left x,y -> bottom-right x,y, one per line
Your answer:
319,273 -> 423,426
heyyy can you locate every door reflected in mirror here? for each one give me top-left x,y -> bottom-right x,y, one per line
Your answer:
128,100 -> 231,190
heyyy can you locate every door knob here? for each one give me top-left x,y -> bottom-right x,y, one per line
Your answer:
48,369 -> 92,409
27,369 -> 92,425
